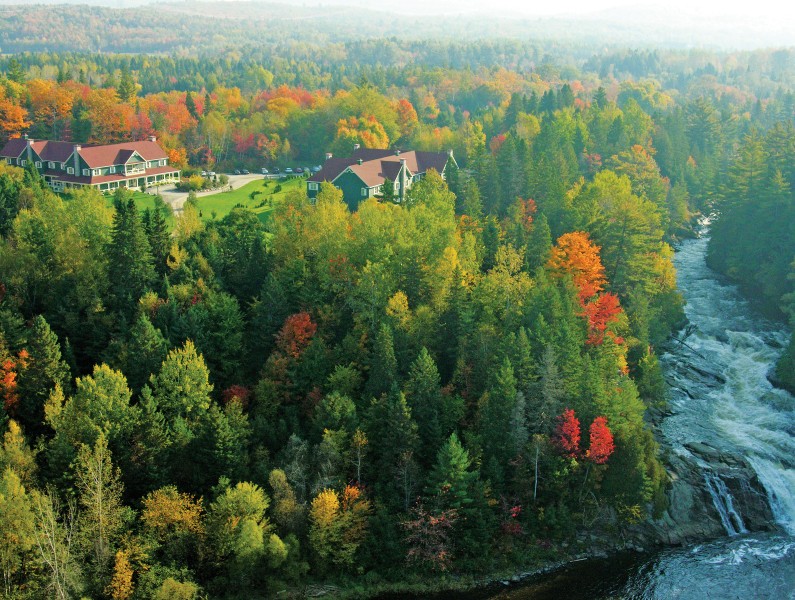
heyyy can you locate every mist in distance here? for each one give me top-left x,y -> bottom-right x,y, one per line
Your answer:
1,0 -> 794,48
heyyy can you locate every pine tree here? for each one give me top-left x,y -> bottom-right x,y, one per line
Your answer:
117,66 -> 136,103
380,177 -> 396,203
6,58 -> 25,84
478,358 -> 518,486
185,91 -> 199,119
404,348 -> 445,467
15,315 -> 70,436
365,324 -> 398,400
108,193 -> 155,314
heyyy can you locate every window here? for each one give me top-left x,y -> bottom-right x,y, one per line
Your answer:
361,187 -> 368,197
308,182 -> 318,191
35,161 -> 42,169
67,167 -> 74,174
48,161 -> 55,169
83,169 -> 89,176
20,159 -> 27,166
93,169 -> 100,176
4,158 -> 10,165
60,162 -> 66,170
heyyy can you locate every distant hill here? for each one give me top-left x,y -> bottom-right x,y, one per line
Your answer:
0,0 -> 793,53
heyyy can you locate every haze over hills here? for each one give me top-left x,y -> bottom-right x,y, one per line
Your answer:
1,0 -> 794,50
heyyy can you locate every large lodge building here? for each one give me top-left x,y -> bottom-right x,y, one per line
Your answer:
0,135 -> 180,193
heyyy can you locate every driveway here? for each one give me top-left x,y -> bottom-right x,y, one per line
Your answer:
154,173 -> 270,211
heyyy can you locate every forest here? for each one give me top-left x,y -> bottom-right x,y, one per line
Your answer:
1,18 -> 795,600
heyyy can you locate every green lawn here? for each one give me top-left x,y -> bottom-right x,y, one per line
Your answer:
103,190 -> 177,228
195,176 -> 305,224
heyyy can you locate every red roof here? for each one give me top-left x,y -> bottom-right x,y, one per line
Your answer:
79,141 -> 167,168
1,138 -> 168,169
309,149 -> 452,187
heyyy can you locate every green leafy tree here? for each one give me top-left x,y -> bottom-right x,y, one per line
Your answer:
0,468 -> 36,597
75,434 -> 126,591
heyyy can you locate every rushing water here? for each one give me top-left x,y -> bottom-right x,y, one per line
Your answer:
486,226 -> 795,599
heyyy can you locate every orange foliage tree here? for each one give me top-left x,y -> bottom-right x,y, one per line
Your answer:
547,231 -> 606,304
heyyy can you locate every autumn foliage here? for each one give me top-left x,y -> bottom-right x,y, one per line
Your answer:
275,312 -> 317,359
548,231 -> 606,304
554,409 -> 615,465
553,408 -> 581,458
587,416 -> 615,464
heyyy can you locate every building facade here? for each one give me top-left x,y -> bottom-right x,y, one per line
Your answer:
307,146 -> 456,210
0,135 -> 180,193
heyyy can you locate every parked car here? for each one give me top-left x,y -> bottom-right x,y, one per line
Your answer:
242,169 -> 249,174
261,168 -> 269,174
295,167 -> 303,174
234,169 -> 241,175
272,167 -> 280,173
311,166 -> 321,173
285,168 -> 294,174
201,170 -> 208,177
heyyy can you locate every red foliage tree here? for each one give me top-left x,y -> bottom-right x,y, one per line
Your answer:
553,408 -> 581,459
583,292 -> 623,345
587,416 -> 615,464
275,312 -> 317,359
222,385 -> 251,408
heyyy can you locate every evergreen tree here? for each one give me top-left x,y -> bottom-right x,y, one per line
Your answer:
108,192 -> 155,314
478,358 -> 518,486
15,316 -> 70,436
404,348 -> 445,467
6,58 -> 25,84
365,324 -> 398,400
117,65 -> 136,102
380,177 -> 396,203
185,91 -> 199,119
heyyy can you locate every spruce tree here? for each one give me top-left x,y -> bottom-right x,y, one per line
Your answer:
108,193 -> 155,314
404,347 -> 445,467
365,324 -> 398,400
117,65 -> 136,102
15,316 -> 70,436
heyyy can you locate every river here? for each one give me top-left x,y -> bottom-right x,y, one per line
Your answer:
486,225 -> 795,599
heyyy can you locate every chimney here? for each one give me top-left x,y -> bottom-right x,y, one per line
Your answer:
399,157 -> 407,203
25,136 -> 33,162
394,149 -> 400,156
447,149 -> 454,158
353,143 -> 360,152
357,158 -> 363,165
149,135 -> 157,142
325,152 -> 333,161
73,144 -> 81,175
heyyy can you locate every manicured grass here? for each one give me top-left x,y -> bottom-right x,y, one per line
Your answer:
195,176 -> 305,224
103,190 -> 177,228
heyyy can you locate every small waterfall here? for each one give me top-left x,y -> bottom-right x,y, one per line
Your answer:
747,456 -> 795,535
704,470 -> 748,535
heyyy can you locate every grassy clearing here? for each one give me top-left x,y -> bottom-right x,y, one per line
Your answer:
103,190 -> 177,228
195,176 -> 305,224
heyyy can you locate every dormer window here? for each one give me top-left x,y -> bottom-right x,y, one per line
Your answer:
48,161 -> 55,169
67,167 -> 74,174
35,161 -> 42,169
82,168 -> 89,176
